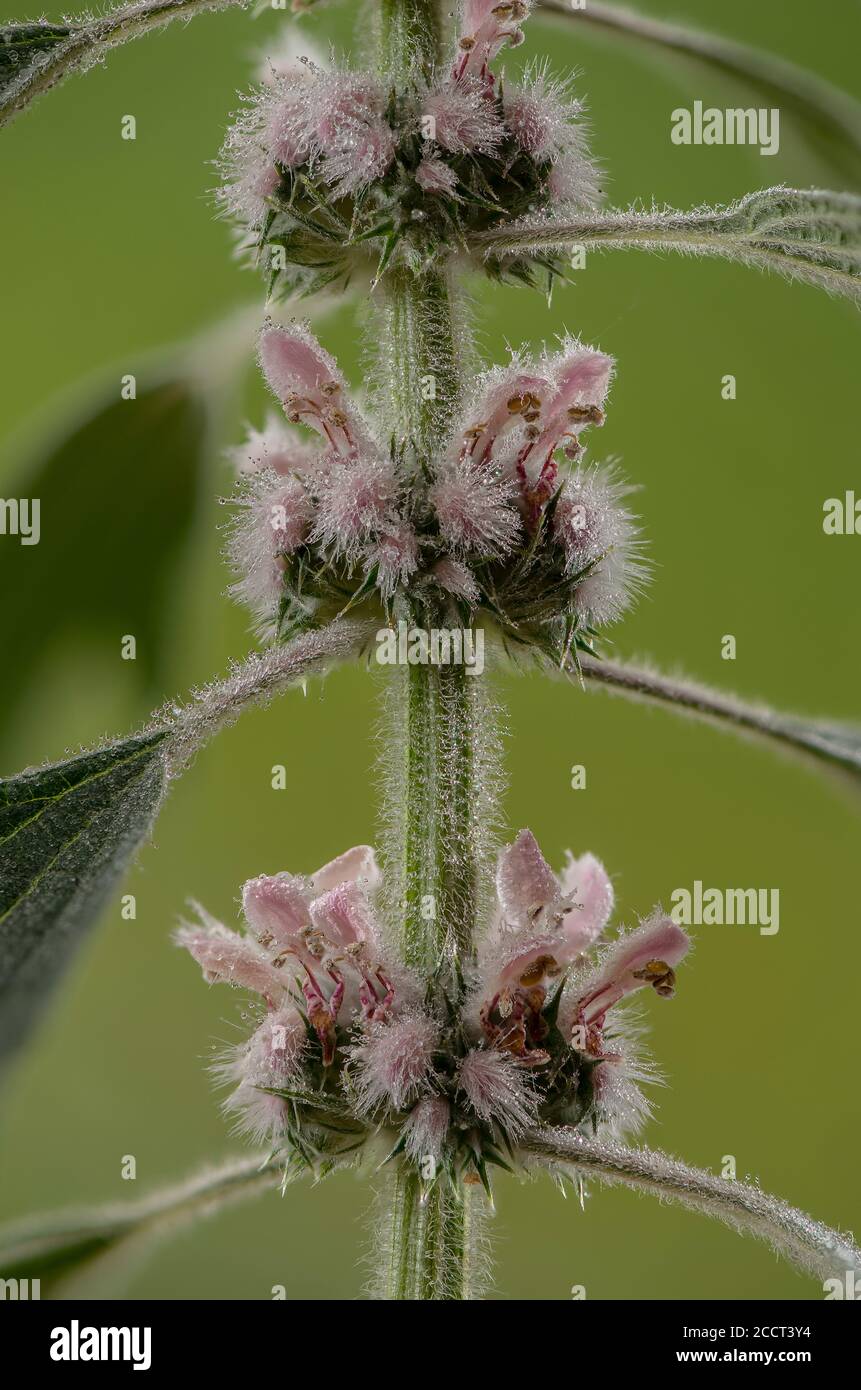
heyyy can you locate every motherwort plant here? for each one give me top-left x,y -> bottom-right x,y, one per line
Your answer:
1,0 -> 860,1300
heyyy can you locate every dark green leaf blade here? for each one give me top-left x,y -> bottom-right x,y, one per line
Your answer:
0,23 -> 74,96
0,732 -> 168,1065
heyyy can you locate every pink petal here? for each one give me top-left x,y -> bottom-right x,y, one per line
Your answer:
353,1012 -> 439,1113
424,81 -> 504,154
175,913 -> 284,1003
368,521 -> 420,599
557,851 -> 614,950
431,556 -> 480,604
415,155 -> 458,195
259,326 -> 373,459
260,325 -> 341,401
455,1 -> 532,82
310,880 -> 380,952
403,1095 -> 451,1163
496,829 -> 560,926
461,369 -> 552,468
497,935 -> 573,988
457,1048 -> 537,1136
311,845 -> 381,895
533,347 -> 612,460
430,461 -> 520,557
577,914 -> 691,1024
242,872 -> 311,948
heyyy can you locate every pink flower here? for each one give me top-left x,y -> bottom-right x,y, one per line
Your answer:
228,472 -> 314,619
474,830 -> 615,1062
307,70 -> 395,196
423,80 -> 504,154
312,455 -> 400,559
259,324 -> 376,462
572,913 -> 691,1031
457,1048 -> 537,1137
415,154 -> 459,196
176,906 -> 287,1007
453,1 -> 533,87
218,155 -> 281,228
177,846 -> 415,1069
177,837 -> 691,1166
403,1096 -> 451,1163
430,556 -> 480,605
504,74 -> 582,160
351,1011 -> 440,1113
365,521 -> 420,599
229,415 -> 320,478
553,464 -> 646,624
310,844 -> 381,896
217,71 -> 319,227
470,829 -> 689,1088
452,341 -> 612,525
259,70 -> 319,169
430,460 -> 521,558
218,1006 -> 307,1142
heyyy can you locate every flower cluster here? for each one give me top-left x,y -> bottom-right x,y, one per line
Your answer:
218,1 -> 599,297
177,832 -> 690,1190
228,322 -> 645,663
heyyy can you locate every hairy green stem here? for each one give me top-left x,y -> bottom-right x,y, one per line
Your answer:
390,592 -> 485,973
382,263 -> 463,459
384,1171 -> 472,1300
374,0 -> 484,1302
377,0 -> 444,82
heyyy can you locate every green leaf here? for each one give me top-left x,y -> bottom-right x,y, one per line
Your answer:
576,653 -> 861,792
0,0 -> 246,130
0,23 -> 73,95
525,1126 -> 861,1284
0,620 -> 375,1067
472,187 -> 861,304
0,731 -> 168,1065
0,379 -> 205,741
0,1153 -> 281,1296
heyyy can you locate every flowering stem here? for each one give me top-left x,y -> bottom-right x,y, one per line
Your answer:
378,0 -> 444,81
381,264 -> 463,457
385,1171 -> 470,1300
392,590 -> 493,974
375,0 -> 483,1301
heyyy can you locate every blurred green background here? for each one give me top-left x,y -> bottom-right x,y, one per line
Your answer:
0,0 -> 858,1300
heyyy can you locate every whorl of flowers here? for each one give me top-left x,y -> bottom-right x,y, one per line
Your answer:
176,831 -> 690,1191
217,1 -> 600,297
227,323 -> 645,665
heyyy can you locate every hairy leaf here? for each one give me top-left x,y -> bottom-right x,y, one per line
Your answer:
0,0 -> 247,129
536,0 -> 861,184
0,23 -> 74,95
0,732 -> 169,1064
0,620 -> 374,1066
577,654 -> 861,791
0,1153 -> 280,1295
525,1126 -> 861,1284
472,187 -> 861,303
